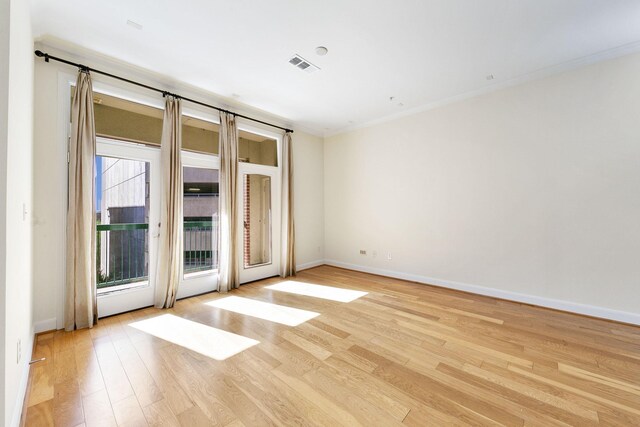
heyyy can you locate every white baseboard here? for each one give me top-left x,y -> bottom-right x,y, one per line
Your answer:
324,259 -> 640,326
11,332 -> 34,427
296,260 -> 325,271
34,317 -> 57,333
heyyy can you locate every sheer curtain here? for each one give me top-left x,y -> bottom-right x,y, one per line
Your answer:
281,132 -> 296,277
65,70 -> 97,330
218,112 -> 239,292
155,96 -> 183,308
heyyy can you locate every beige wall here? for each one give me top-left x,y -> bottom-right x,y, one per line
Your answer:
1,0 -> 35,425
32,54 -> 65,333
325,51 -> 640,323
293,131 -> 325,268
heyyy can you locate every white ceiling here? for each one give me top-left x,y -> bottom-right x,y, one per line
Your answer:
30,0 -> 640,135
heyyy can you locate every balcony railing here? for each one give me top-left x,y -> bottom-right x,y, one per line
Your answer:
96,222 -> 149,289
184,220 -> 218,274
96,220 -> 218,290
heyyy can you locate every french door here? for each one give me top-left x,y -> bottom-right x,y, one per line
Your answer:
95,138 -> 160,317
94,138 -> 281,316
96,142 -> 220,316
238,163 -> 281,283
176,150 -> 220,299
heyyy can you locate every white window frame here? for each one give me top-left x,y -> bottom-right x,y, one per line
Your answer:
235,122 -> 283,284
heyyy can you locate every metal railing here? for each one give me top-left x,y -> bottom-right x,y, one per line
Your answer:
184,220 -> 218,274
96,223 -> 149,289
96,220 -> 218,289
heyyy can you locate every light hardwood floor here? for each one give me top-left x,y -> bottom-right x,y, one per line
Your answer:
22,266 -> 640,426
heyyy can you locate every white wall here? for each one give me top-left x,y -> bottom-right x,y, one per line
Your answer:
293,131 -> 325,269
0,0 -> 10,423
1,0 -> 35,425
31,54 -> 65,332
32,43 -> 326,329
325,51 -> 640,323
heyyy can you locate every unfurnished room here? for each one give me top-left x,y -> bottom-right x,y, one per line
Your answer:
1,1 -> 640,426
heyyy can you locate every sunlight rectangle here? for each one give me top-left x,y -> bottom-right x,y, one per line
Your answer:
205,296 -> 319,326
128,314 -> 259,360
264,281 -> 368,302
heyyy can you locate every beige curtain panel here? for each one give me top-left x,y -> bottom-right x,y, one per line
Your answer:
65,71 -> 98,331
155,96 -> 184,308
281,132 -> 296,277
218,112 -> 240,292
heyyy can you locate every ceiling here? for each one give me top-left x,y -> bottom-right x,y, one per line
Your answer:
31,0 -> 640,135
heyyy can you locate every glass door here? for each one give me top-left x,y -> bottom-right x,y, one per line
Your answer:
177,150 -> 220,298
95,138 -> 160,317
238,163 -> 281,283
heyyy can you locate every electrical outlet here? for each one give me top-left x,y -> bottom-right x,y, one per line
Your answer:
359,249 -> 367,255
387,252 -> 392,260
372,250 -> 377,258
17,339 -> 21,363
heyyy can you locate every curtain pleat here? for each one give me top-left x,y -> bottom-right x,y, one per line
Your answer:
281,132 -> 296,277
65,71 -> 98,331
218,112 -> 239,292
155,96 -> 183,308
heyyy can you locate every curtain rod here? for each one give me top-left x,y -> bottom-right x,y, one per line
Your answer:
34,50 -> 294,134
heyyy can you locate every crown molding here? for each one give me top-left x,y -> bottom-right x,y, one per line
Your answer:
325,39 -> 640,138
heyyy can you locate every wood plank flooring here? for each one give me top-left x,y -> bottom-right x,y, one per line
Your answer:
22,266 -> 640,426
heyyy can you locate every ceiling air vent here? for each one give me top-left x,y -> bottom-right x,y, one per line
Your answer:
288,55 -> 320,73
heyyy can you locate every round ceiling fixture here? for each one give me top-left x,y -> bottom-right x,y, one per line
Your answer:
315,46 -> 328,56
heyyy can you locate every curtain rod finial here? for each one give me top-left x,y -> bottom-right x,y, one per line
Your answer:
35,50 -> 50,62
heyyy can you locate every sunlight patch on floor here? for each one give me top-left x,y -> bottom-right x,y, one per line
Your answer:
265,281 -> 368,302
206,296 -> 319,326
128,314 -> 259,360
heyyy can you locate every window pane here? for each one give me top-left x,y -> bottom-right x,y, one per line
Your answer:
243,174 -> 272,267
93,93 -> 163,145
75,90 -> 274,160
183,116 -> 219,155
239,130 -> 277,167
183,167 -> 219,276
84,91 -> 220,154
96,155 -> 150,290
